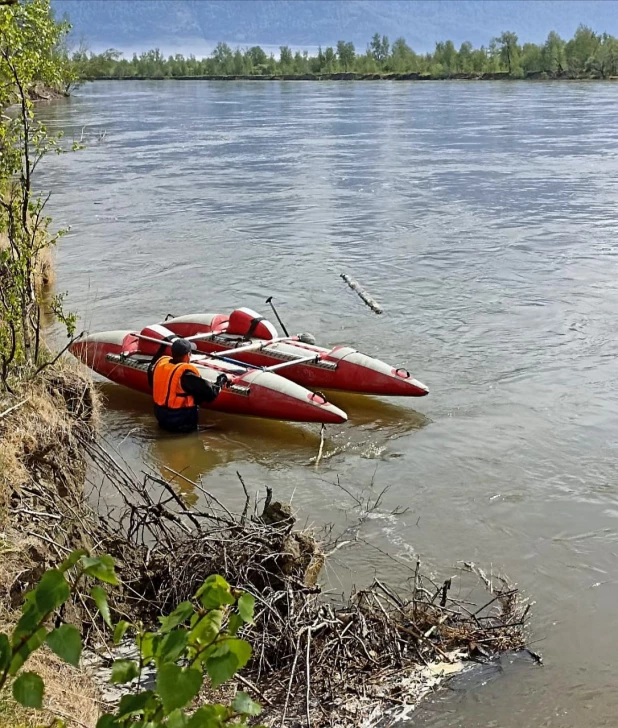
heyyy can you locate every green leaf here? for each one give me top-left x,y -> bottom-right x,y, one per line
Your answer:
204,639 -> 252,688
113,620 -> 130,645
34,569 -> 70,613
12,671 -> 44,709
117,690 -> 155,718
195,575 -> 235,610
158,601 -> 194,634
137,631 -> 158,664
9,627 -> 47,675
157,664 -> 202,714
110,659 -> 139,684
12,599 -> 43,644
0,633 -> 10,673
95,715 -> 118,728
204,645 -> 236,689
46,625 -> 82,667
232,691 -> 262,716
186,705 -> 228,727
167,709 -> 189,728
59,549 -> 88,573
81,555 -> 119,585
91,586 -> 112,628
227,613 -> 243,637
189,610 -> 222,647
237,594 -> 255,624
226,638 -> 252,670
157,628 -> 189,665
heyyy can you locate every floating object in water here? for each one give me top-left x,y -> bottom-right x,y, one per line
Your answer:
340,273 -> 383,314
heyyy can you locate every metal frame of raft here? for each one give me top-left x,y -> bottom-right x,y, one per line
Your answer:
132,332 -> 324,376
105,352 -> 254,396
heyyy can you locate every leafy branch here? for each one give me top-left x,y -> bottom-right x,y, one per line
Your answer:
0,551 -> 265,727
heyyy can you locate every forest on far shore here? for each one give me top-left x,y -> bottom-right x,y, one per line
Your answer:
74,26 -> 618,79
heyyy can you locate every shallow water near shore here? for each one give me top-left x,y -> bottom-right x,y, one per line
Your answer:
38,80 -> 618,726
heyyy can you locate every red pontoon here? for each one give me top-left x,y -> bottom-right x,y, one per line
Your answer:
162,308 -> 429,397
69,325 -> 348,425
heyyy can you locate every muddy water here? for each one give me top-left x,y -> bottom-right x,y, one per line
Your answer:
38,80 -> 618,726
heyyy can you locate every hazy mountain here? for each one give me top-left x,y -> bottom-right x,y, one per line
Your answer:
53,0 -> 618,56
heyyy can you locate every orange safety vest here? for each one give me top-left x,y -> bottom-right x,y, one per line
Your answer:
152,356 -> 201,409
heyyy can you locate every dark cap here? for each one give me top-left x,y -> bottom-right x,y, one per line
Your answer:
171,338 -> 196,358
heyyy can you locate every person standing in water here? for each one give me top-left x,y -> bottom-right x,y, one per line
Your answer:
150,338 -> 225,433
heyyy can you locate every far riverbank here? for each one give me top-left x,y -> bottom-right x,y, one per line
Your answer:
85,71 -> 618,82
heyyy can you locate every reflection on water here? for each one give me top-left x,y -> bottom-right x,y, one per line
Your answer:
38,81 -> 618,727
98,381 -> 428,486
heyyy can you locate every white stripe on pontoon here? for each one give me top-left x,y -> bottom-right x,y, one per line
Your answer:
147,323 -> 176,338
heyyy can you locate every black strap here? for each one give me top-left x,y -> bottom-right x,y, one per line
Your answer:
164,363 -> 184,407
246,316 -> 264,339
147,335 -> 178,389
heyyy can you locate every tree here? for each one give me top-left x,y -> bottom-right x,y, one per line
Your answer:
470,46 -> 487,73
211,41 -> 233,74
521,42 -> 543,74
246,45 -> 267,72
389,37 -> 417,72
309,45 -> 325,73
336,40 -> 355,71
457,41 -> 473,73
565,24 -> 599,75
487,38 -> 501,72
323,45 -> 336,72
86,47 -> 121,77
369,32 -> 389,64
355,49 -> 378,73
495,31 -> 521,75
293,50 -> 308,74
589,32 -> 618,78
0,0 -> 77,382
279,44 -> 293,72
434,39 -> 457,74
542,30 -> 566,74
173,52 -> 187,76
232,48 -> 247,75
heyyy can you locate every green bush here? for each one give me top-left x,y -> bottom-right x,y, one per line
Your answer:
0,550 -> 264,727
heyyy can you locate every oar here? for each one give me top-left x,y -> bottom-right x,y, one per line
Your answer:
204,336 -> 297,359
265,296 -> 290,337
133,331 -> 218,348
265,354 -> 320,373
197,354 -> 321,376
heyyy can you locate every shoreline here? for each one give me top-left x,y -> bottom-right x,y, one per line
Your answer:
84,71 -> 618,82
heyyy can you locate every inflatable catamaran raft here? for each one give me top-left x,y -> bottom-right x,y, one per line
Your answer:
69,308 -> 428,424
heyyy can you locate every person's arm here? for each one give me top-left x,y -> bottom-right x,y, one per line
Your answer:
180,371 -> 225,405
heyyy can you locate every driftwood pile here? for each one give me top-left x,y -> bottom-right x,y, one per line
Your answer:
79,437 -> 530,727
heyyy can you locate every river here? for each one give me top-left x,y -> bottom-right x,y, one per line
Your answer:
38,80 -> 618,727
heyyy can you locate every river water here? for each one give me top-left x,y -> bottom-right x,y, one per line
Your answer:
38,80 -> 618,727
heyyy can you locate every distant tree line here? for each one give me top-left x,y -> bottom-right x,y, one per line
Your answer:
74,27 -> 618,80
